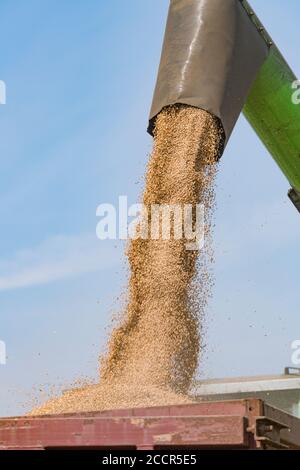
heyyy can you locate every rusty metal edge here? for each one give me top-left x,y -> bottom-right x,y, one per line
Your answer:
0,415 -> 249,450
263,403 -> 300,450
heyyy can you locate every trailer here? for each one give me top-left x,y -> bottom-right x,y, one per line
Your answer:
0,399 -> 300,450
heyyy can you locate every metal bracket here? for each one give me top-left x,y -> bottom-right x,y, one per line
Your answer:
249,416 -> 290,449
288,188 -> 300,213
284,366 -> 300,376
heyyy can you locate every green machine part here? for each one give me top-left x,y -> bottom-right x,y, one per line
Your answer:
242,1 -> 300,211
149,0 -> 300,211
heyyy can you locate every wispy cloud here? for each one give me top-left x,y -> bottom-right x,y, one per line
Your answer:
0,233 -> 122,291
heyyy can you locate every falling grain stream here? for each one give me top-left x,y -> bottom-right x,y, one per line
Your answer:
32,106 -> 223,415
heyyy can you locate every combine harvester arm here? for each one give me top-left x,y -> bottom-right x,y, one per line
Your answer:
149,0 -> 300,212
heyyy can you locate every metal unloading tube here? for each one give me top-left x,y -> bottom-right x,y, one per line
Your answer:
149,0 -> 300,211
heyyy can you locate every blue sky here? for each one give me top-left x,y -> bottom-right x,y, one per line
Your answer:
0,0 -> 300,417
